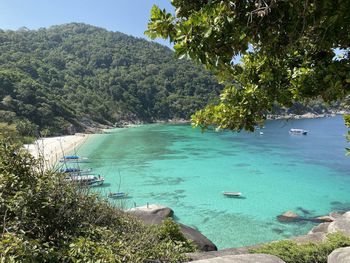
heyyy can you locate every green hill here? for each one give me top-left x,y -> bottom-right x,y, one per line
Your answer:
0,23 -> 222,136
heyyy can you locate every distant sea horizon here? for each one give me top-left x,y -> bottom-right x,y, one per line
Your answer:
76,115 -> 350,249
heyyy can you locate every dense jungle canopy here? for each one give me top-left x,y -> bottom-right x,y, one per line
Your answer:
0,23 -> 223,137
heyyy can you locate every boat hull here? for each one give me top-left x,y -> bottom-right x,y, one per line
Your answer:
108,192 -> 128,199
223,192 -> 242,197
289,129 -> 308,135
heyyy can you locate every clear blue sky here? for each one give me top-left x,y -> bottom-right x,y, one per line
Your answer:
0,0 -> 174,47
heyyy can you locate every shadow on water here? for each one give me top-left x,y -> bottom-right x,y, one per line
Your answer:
145,191 -> 187,202
95,183 -> 112,188
235,163 -> 251,167
216,150 -> 238,156
158,155 -> 189,160
108,195 -> 133,200
143,176 -> 185,186
330,201 -> 350,212
202,217 -> 210,224
224,195 -> 247,199
272,228 -> 284,234
297,207 -> 314,216
250,169 -> 264,175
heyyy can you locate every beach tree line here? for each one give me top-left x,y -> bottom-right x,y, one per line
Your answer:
0,23 -> 223,136
146,0 -> 350,131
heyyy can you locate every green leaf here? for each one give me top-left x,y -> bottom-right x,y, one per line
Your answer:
204,27 -> 213,38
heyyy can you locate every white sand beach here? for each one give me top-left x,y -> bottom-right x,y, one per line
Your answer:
24,133 -> 92,170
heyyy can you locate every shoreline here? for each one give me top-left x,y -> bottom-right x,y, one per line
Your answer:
24,133 -> 93,170
24,116 -> 350,256
266,112 -> 342,120
113,112 -> 348,128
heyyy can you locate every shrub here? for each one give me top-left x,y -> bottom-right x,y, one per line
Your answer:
250,232 -> 350,263
0,140 -> 196,262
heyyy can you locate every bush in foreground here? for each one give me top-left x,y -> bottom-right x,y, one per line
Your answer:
0,140 -> 195,262
251,232 -> 350,263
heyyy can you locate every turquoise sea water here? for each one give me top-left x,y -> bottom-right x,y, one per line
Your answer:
75,115 -> 350,249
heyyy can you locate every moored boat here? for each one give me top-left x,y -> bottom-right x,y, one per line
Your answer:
289,129 -> 308,135
64,174 -> 104,187
223,192 -> 242,197
108,192 -> 128,199
60,167 -> 92,175
59,155 -> 89,163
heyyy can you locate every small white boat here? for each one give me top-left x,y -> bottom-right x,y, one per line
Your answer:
60,167 -> 92,175
65,175 -> 104,187
59,155 -> 89,163
108,192 -> 128,199
223,192 -> 242,197
289,129 -> 308,135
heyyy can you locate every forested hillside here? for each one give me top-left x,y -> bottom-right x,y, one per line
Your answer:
0,23 -> 222,136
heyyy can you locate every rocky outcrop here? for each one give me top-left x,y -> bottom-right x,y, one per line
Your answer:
278,211 -> 337,223
127,204 -> 174,224
290,211 -> 350,244
127,204 -> 217,252
189,254 -> 286,263
179,224 -> 217,252
315,216 -> 334,222
327,211 -> 350,236
292,232 -> 327,244
187,210 -> 350,262
285,211 -> 350,245
277,211 -> 300,222
308,222 -> 331,235
329,212 -> 343,220
186,244 -> 261,261
328,247 -> 350,263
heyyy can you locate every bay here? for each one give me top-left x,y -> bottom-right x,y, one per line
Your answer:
75,115 -> 350,249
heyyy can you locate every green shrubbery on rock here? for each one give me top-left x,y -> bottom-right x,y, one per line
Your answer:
0,141 -> 195,262
251,233 -> 350,263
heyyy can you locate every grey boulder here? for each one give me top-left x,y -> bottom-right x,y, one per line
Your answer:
128,204 -> 173,217
292,232 -> 327,244
179,223 -> 217,252
127,204 -> 217,251
327,211 -> 350,236
277,211 -> 300,222
328,247 -> 350,263
308,222 -> 331,235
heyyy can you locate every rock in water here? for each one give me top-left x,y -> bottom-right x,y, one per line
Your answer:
314,215 -> 334,222
277,211 -> 300,222
328,247 -> 350,263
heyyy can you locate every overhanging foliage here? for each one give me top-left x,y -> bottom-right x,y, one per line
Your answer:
146,0 -> 350,131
